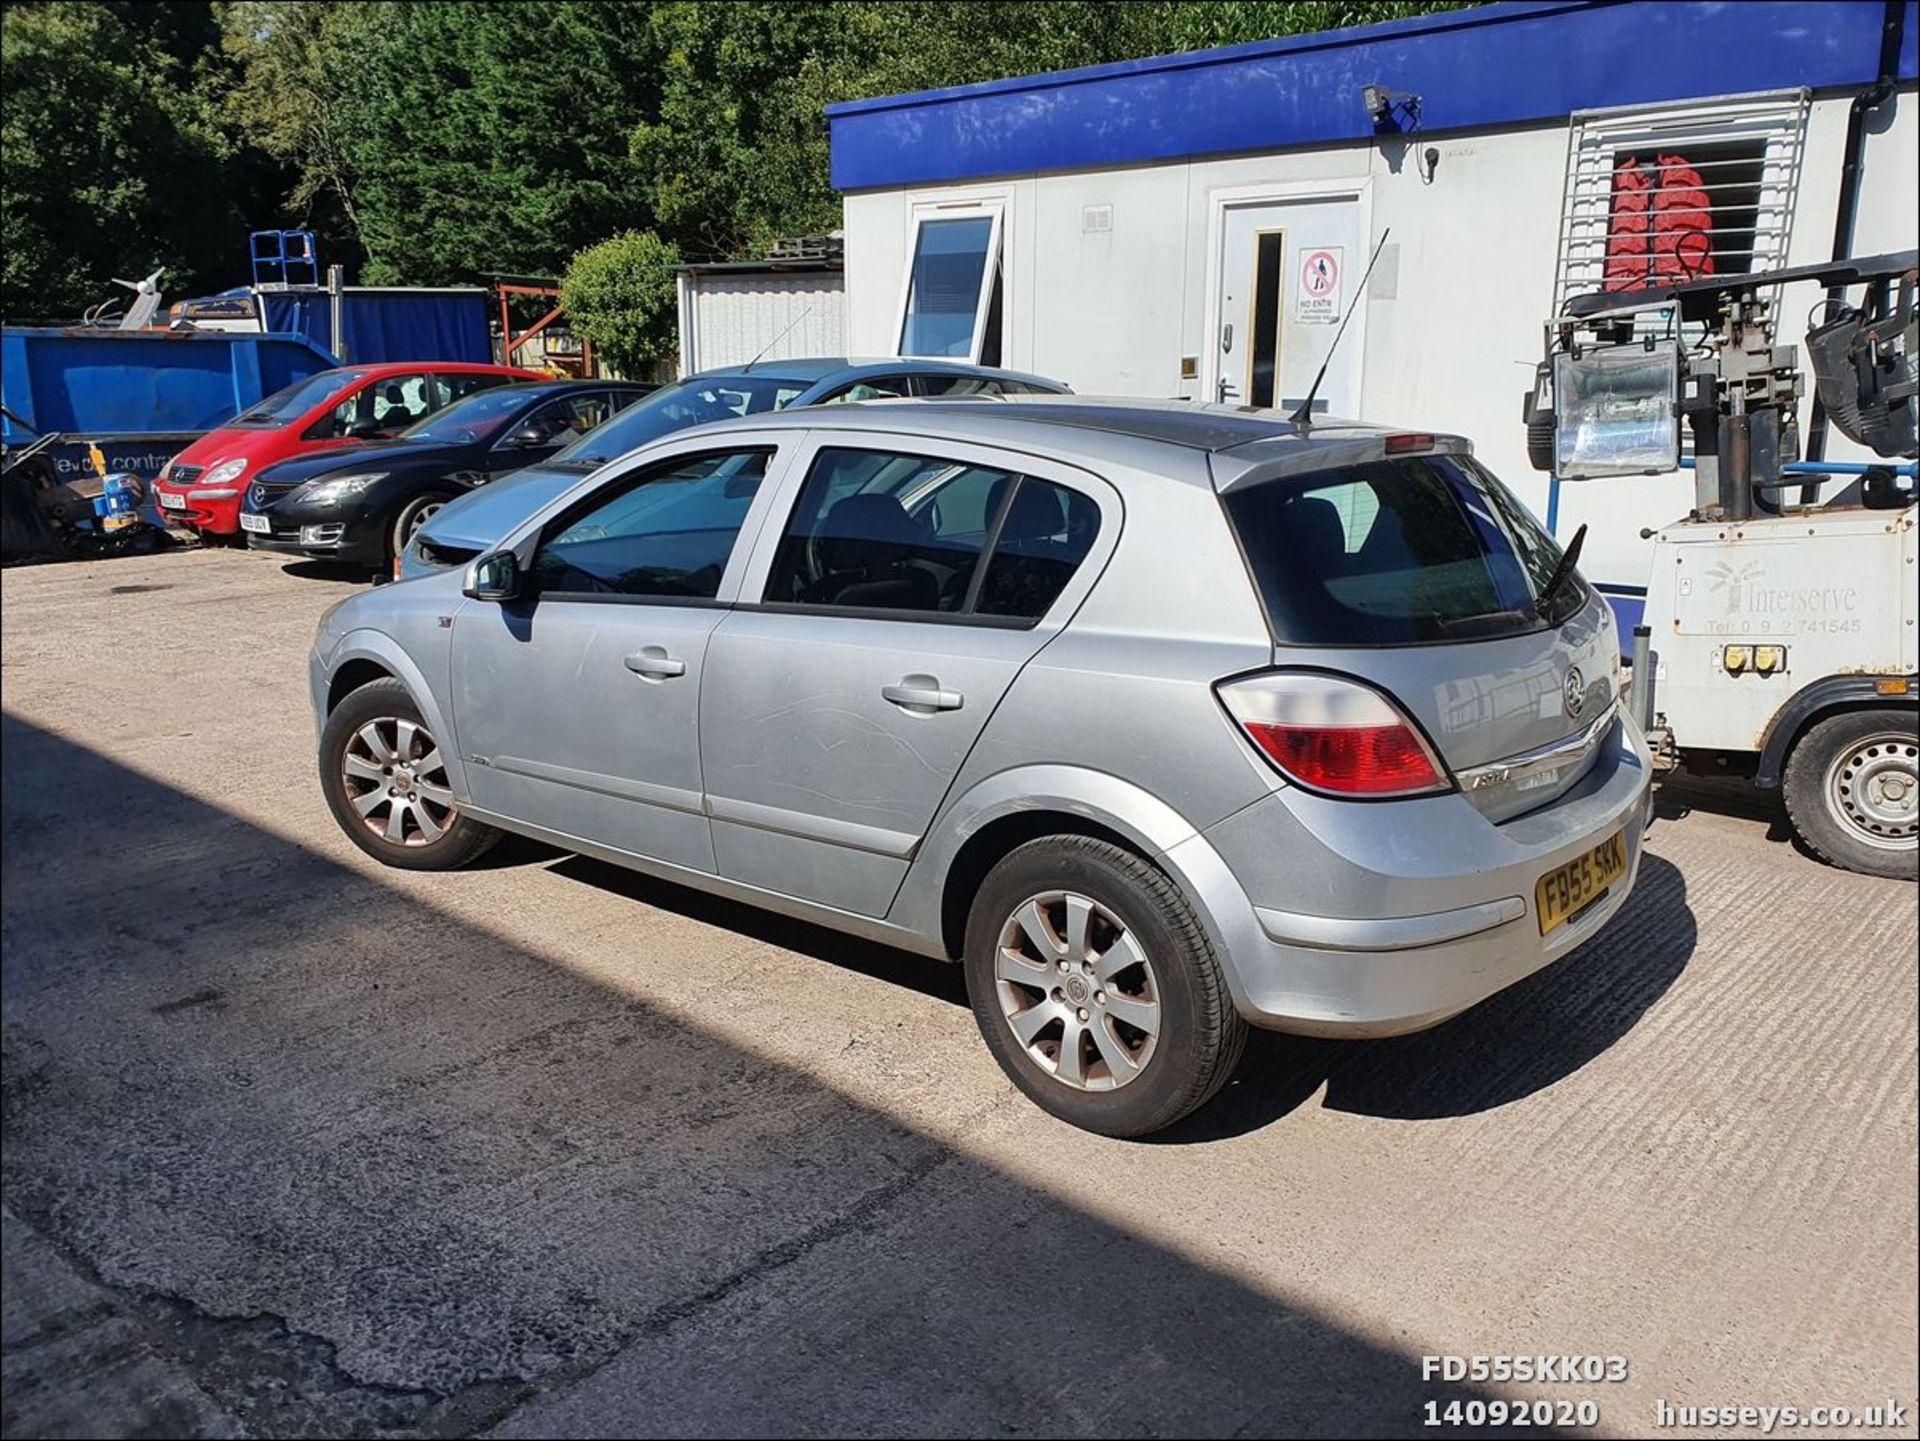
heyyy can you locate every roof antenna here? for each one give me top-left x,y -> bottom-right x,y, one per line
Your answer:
742,307 -> 813,372
1289,227 -> 1391,428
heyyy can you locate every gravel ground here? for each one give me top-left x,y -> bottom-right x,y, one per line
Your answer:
3,547 -> 1915,1440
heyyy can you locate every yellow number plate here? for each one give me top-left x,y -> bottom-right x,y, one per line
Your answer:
1535,831 -> 1627,935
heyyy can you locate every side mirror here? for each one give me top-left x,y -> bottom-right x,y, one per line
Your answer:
347,418 -> 383,439
463,550 -> 521,601
500,424 -> 549,449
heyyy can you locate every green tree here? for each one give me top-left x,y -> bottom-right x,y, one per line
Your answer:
560,229 -> 682,374
328,1 -> 664,285
1,1 -> 252,318
216,0 -> 384,275
629,1 -> 1472,263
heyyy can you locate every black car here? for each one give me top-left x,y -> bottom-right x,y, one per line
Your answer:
239,380 -> 652,569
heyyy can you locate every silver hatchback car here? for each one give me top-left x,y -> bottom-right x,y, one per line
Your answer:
310,398 -> 1652,1136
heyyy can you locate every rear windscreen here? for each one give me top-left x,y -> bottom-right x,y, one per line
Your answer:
1222,454 -> 1584,646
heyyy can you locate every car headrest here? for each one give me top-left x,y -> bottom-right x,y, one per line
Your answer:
987,475 -> 1065,544
816,492 -> 928,572
1283,495 -> 1347,559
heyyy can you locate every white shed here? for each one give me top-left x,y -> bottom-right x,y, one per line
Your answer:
675,244 -> 847,375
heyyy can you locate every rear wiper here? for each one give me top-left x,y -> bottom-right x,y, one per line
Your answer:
1535,523 -> 1588,620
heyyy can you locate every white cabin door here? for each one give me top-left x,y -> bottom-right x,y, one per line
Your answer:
1210,193 -> 1367,417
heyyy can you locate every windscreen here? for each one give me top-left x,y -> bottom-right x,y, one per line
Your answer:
549,375 -> 810,468
228,370 -> 361,427
398,386 -> 533,444
1223,453 -> 1584,645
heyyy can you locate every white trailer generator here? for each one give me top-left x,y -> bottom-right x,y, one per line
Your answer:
1526,252 -> 1918,878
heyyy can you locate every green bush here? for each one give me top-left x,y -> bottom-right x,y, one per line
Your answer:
560,231 -> 682,376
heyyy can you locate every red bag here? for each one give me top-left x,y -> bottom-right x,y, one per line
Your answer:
1652,153 -> 1714,281
1604,156 -> 1652,291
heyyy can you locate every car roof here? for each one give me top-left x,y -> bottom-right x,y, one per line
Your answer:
337,361 -> 534,378
689,357 -> 1065,390
698,394 -> 1451,483
476,379 -> 647,399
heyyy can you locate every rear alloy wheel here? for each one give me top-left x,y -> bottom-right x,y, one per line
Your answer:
993,891 -> 1162,1092
964,836 -> 1247,1137
1783,708 -> 1918,880
320,677 -> 501,870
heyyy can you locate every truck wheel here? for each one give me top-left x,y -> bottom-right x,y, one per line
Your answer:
1782,709 -> 1918,880
320,677 -> 502,871
963,836 -> 1248,1137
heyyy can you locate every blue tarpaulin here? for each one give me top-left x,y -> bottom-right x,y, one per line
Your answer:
260,289 -> 490,364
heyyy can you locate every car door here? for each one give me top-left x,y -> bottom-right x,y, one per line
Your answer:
700,434 -> 1115,917
448,435 -> 797,872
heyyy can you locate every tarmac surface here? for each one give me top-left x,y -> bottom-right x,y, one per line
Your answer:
2,547 -> 1915,1439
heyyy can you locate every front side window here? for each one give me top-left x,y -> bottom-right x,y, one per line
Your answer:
1223,454 -> 1585,646
897,211 -> 1003,362
762,446 -> 1098,622
531,449 -> 770,599
497,392 -> 619,449
308,372 -> 431,441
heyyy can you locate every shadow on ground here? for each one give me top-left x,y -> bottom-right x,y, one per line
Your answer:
549,822 -> 1697,1145
2,712 -> 1540,1440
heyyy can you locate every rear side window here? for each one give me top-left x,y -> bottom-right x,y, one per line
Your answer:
432,372 -> 509,408
762,446 -> 1098,622
1223,454 -> 1582,645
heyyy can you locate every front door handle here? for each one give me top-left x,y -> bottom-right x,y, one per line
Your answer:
624,647 -> 686,680
882,676 -> 963,713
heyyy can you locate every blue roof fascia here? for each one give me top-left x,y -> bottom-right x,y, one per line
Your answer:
828,1 -> 1919,190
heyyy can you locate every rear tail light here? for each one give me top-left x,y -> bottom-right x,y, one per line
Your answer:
1216,672 -> 1452,798
1384,432 -> 1436,454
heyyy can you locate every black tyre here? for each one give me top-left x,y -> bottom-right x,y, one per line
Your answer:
963,836 -> 1248,1137
389,491 -> 456,568
1782,708 -> 1918,881
319,677 -> 502,871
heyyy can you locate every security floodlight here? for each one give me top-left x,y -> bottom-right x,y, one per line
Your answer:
1361,84 -> 1421,132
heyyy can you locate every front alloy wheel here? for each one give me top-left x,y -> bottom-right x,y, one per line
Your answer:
341,716 -> 456,846
319,676 -> 502,871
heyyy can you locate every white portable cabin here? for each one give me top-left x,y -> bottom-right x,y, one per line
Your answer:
826,0 -> 1919,633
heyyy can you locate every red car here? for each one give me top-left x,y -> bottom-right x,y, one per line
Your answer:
151,361 -> 542,537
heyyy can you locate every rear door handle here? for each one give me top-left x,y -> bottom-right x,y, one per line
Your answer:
882,677 -> 963,712
624,647 -> 686,680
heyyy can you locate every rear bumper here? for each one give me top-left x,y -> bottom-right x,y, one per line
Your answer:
1171,714 -> 1654,1036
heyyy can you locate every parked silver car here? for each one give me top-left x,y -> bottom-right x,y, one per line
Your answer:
310,398 -> 1652,1136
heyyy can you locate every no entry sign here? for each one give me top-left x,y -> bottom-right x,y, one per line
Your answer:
1297,246 -> 1344,324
